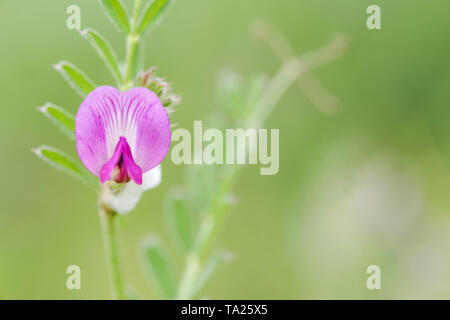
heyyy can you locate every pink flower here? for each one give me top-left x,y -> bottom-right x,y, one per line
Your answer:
75,86 -> 171,185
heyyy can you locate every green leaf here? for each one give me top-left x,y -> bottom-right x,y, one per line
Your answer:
186,165 -> 218,214
80,28 -> 123,84
37,103 -> 75,140
137,0 -> 173,36
99,0 -> 130,34
164,188 -> 194,252
125,286 -> 141,300
32,146 -> 97,190
140,235 -> 178,299
54,61 -> 96,98
217,69 -> 246,117
243,74 -> 269,119
192,250 -> 232,298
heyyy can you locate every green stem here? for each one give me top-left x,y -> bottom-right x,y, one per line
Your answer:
99,206 -> 127,300
176,253 -> 200,299
176,168 -> 239,299
175,60 -> 293,298
122,0 -> 142,90
175,34 -> 349,300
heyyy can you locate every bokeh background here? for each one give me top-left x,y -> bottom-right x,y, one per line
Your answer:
1,0 -> 450,299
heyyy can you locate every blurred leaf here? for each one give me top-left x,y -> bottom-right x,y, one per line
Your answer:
54,61 -> 96,98
37,103 -> 75,140
217,69 -> 246,117
165,188 -> 194,252
80,28 -> 123,84
140,235 -> 177,299
192,250 -> 232,298
243,74 -> 269,119
125,286 -> 141,300
32,146 -> 97,190
99,0 -> 130,34
137,0 -> 173,36
186,166 -> 218,215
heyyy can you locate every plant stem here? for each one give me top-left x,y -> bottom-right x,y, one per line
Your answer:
176,253 -> 200,299
251,19 -> 342,114
122,0 -> 142,90
99,205 -> 127,300
175,35 -> 349,299
176,168 -> 238,299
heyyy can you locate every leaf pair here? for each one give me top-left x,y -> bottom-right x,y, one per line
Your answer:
165,188 -> 194,253
137,0 -> 174,36
140,235 -> 177,299
32,146 -> 97,190
55,27 -> 122,93
140,234 -> 231,299
139,188 -> 231,299
35,103 -> 98,189
57,1 -> 174,93
54,61 -> 96,98
100,0 -> 174,36
138,188 -> 191,299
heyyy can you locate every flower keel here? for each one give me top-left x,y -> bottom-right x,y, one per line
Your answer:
100,137 -> 143,185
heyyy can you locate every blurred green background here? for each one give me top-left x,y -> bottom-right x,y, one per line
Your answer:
1,0 -> 450,299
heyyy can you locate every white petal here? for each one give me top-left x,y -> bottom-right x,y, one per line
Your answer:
100,165 -> 162,214
102,182 -> 143,214
141,165 -> 162,191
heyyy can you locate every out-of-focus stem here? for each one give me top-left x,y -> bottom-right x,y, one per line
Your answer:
176,167 -> 238,300
251,19 -> 349,115
99,205 -> 127,300
249,33 -> 350,128
176,30 -> 349,300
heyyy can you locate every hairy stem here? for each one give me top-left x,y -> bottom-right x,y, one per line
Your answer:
123,0 -> 142,90
99,205 -> 127,300
176,168 -> 237,299
175,34 -> 349,299
176,253 -> 200,299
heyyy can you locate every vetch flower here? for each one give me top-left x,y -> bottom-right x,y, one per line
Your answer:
75,86 -> 171,186
101,164 -> 163,214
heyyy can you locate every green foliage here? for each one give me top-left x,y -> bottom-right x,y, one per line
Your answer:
192,250 -> 232,298
243,75 -> 269,119
164,188 -> 194,252
32,146 -> 97,190
54,61 -> 96,98
218,70 -> 269,121
125,286 -> 142,300
35,0 -> 184,300
186,165 -> 218,214
99,0 -> 131,34
80,28 -> 123,84
37,103 -> 75,140
137,0 -> 174,35
140,235 -> 178,299
217,70 -> 246,117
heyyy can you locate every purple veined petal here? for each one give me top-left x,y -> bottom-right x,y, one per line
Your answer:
75,86 -> 171,184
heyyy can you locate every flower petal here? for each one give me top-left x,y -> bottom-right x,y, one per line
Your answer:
75,86 -> 171,179
142,164 -> 162,191
101,183 -> 143,214
100,165 -> 162,214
